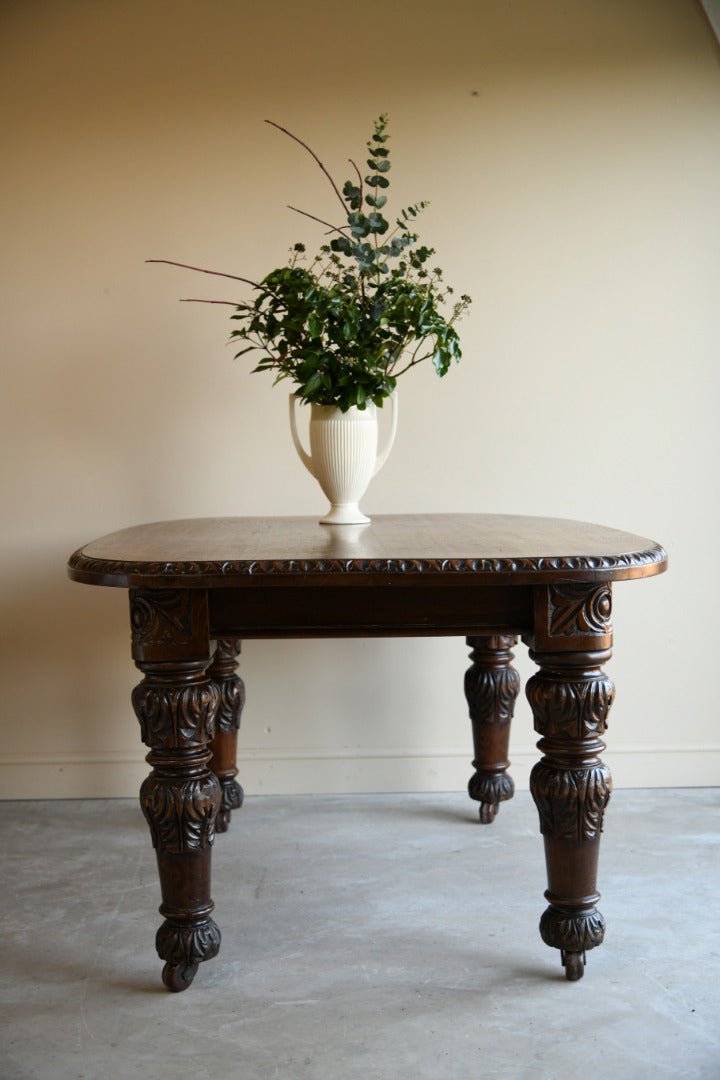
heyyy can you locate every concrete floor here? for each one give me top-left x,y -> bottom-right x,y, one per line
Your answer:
1,789 -> 719,1080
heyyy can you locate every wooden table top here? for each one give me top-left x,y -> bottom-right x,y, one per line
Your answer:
67,514 -> 667,589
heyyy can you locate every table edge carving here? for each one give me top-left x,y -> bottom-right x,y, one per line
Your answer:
67,544 -> 668,585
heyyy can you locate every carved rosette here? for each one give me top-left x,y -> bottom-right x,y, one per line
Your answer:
140,770 -> 221,852
530,760 -> 612,842
156,915 -> 221,968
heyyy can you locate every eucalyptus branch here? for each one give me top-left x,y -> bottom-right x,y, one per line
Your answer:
266,119 -> 347,216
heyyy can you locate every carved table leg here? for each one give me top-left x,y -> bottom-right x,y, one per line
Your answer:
130,588 -> 221,991
526,648 -> 614,980
208,638 -> 245,834
465,635 -> 520,823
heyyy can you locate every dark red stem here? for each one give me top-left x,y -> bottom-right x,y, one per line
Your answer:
146,259 -> 260,288
287,206 -> 349,236
180,299 -> 250,307
265,120 -> 348,215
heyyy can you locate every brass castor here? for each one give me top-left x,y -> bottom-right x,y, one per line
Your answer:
162,961 -> 198,992
478,801 -> 498,824
562,950 -> 586,982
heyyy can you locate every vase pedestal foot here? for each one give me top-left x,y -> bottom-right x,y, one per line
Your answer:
320,504 -> 371,526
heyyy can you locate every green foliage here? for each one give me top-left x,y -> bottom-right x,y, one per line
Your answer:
162,116 -> 471,412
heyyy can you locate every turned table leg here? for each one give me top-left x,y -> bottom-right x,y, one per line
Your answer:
129,588 -> 222,991
208,638 -> 245,833
465,635 -> 520,823
526,647 -> 614,980
524,582 -> 616,980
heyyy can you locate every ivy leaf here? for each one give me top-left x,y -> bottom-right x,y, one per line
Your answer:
303,371 -> 325,395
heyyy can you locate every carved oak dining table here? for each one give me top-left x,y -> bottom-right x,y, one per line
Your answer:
67,513 -> 667,990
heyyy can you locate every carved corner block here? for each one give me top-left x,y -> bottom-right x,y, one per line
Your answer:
129,588 -> 210,663
529,582 -> 613,655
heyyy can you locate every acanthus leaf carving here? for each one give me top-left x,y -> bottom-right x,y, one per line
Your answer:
530,760 -> 612,842
209,638 -> 245,734
132,678 -> 219,749
526,669 -> 615,739
140,771 -> 221,852
214,672 -> 245,734
465,664 -> 521,726
468,771 -> 515,806
539,907 -> 606,952
156,916 -> 221,967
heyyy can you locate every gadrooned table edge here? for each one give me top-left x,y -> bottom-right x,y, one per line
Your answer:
67,543 -> 669,588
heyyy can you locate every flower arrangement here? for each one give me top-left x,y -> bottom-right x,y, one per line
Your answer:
149,115 -> 470,413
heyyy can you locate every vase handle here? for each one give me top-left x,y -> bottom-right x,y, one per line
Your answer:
373,390 -> 398,477
289,394 -> 316,478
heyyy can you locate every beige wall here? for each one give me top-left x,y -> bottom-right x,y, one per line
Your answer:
1,0 -> 718,799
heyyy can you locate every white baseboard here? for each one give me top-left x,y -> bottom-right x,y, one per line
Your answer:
0,746 -> 718,799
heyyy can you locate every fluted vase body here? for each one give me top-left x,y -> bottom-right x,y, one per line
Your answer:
289,393 -> 398,525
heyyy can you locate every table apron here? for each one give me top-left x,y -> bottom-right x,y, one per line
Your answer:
207,583 -> 534,639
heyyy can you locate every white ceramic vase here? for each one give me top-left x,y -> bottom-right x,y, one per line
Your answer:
289,392 -> 398,525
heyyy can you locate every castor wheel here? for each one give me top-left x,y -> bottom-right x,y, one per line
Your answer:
162,961 -> 198,992
478,801 -> 498,824
561,950 -> 586,982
